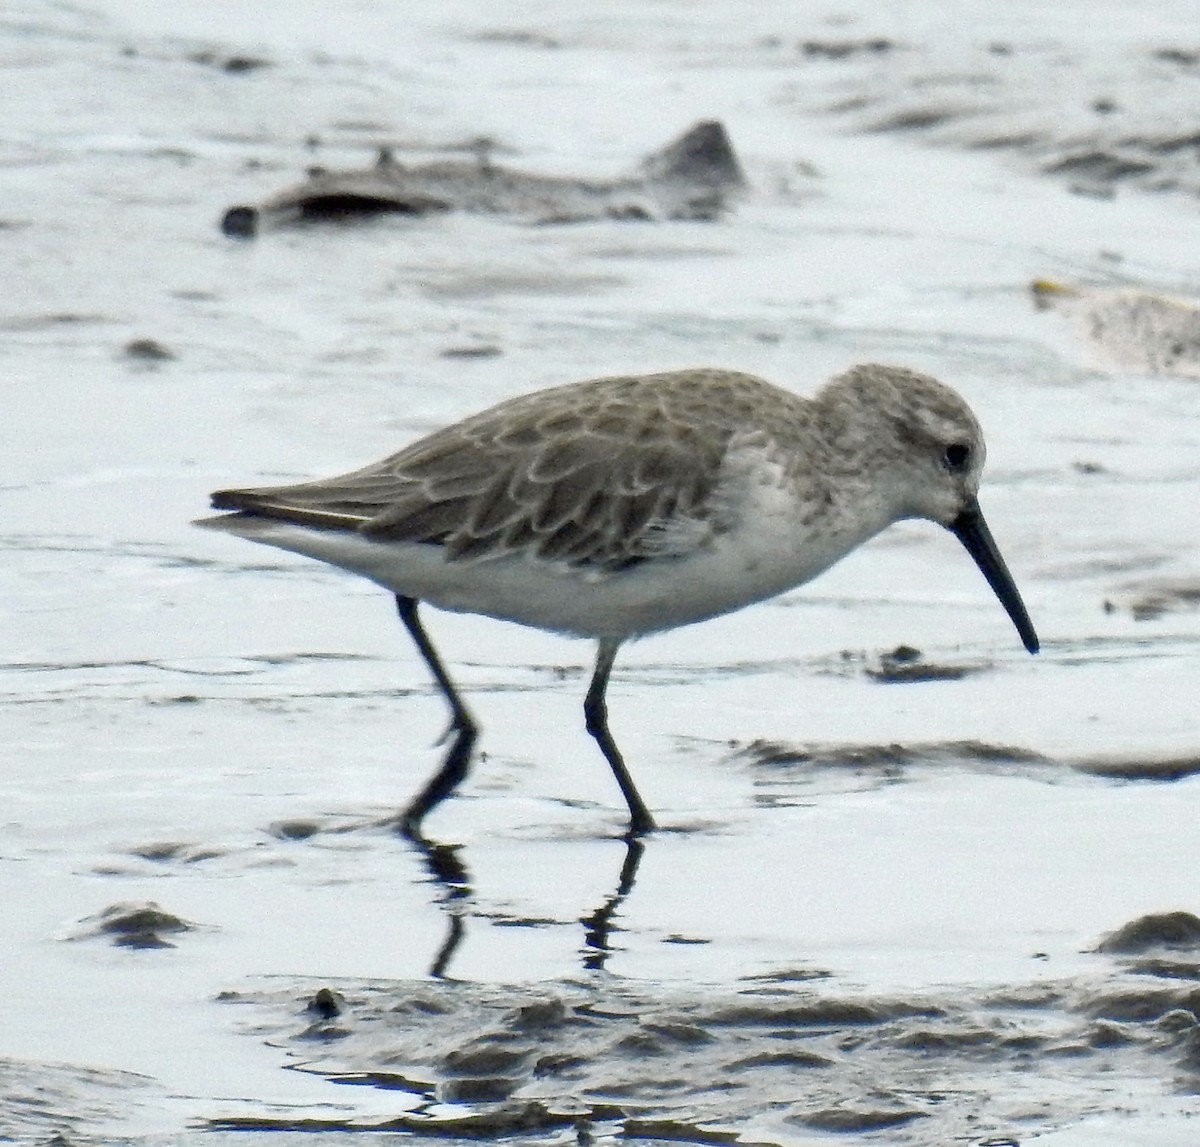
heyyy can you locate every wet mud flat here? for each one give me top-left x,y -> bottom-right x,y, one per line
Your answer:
774,26 -> 1200,206
0,1058 -> 162,1145
212,915 -> 1200,1145
7,0 -> 1200,1144
38,734 -> 1200,1146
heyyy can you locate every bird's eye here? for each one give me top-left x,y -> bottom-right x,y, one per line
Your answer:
943,443 -> 970,471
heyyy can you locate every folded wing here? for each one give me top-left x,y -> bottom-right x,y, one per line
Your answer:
210,394 -> 731,570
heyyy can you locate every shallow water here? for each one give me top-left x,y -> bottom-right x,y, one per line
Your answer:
4,0 -> 1200,1143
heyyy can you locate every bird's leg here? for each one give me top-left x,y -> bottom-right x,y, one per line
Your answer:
583,640 -> 657,835
394,595 -> 478,837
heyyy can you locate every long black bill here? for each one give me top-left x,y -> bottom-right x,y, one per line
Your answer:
948,498 -> 1039,654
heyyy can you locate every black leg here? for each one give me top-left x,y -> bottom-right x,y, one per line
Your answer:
394,595 -> 478,837
583,640 -> 657,835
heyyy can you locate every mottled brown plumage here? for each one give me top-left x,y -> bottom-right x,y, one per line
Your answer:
211,370 -> 791,569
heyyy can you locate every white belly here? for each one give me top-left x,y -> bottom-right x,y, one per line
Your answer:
199,468 -> 887,641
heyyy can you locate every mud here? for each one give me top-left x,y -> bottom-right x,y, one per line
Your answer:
736,738 -> 1200,788
70,902 -> 199,949
0,1058 -> 157,1143
6,1 -> 1200,1143
211,933 -> 1200,1143
222,121 -> 745,237
786,33 -> 1200,205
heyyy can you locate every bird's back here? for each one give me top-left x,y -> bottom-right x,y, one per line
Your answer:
208,368 -> 816,571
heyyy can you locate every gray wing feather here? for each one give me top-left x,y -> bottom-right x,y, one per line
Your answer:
211,381 -> 737,569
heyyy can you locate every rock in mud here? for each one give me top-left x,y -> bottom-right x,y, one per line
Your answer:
221,120 -> 745,237
71,901 -> 197,949
1098,912 -> 1200,954
122,337 -> 175,362
865,643 -> 979,682
306,987 -> 346,1019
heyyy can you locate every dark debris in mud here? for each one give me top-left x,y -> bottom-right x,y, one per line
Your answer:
214,937 -> 1200,1143
122,336 -> 176,364
825,644 -> 991,683
467,29 -> 563,50
186,48 -> 272,74
270,818 -> 326,841
798,37 -> 897,61
439,343 -> 503,359
864,643 -> 982,682
126,839 -> 225,864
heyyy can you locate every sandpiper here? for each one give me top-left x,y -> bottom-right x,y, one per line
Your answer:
197,363 -> 1038,836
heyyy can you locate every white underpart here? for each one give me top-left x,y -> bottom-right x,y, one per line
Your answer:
205,438 -> 897,641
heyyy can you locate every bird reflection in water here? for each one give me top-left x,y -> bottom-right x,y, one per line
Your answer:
579,837 -> 644,972
405,830 -> 645,978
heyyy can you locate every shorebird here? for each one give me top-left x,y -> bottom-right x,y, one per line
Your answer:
197,363 -> 1038,836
